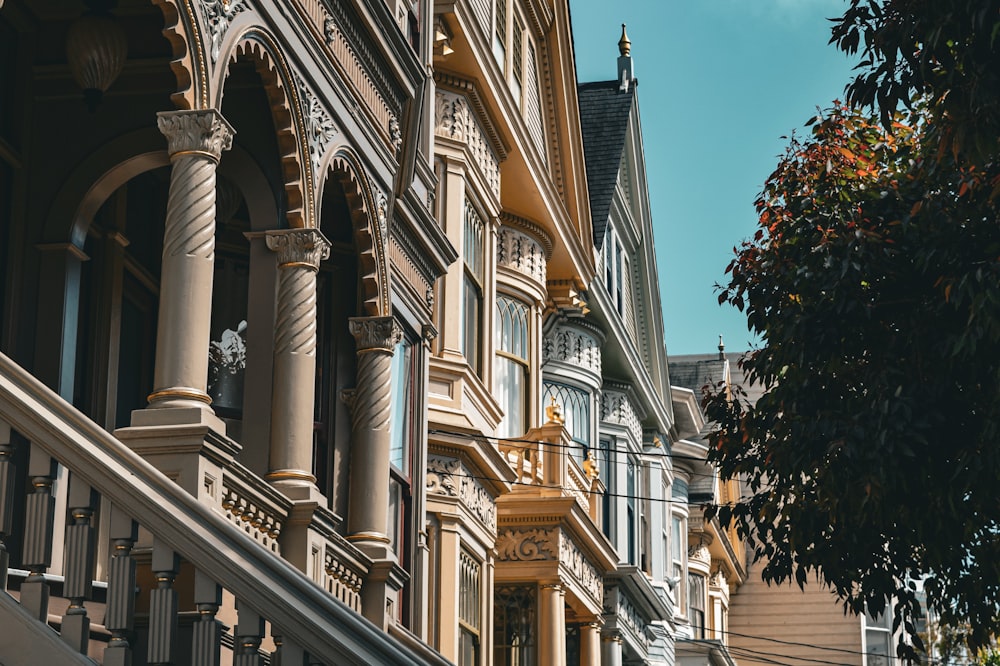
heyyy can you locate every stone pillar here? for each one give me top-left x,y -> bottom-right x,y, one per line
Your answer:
539,583 -> 567,666
146,109 -> 234,414
601,632 -> 623,666
580,621 -> 601,666
345,316 -> 401,555
264,229 -> 330,498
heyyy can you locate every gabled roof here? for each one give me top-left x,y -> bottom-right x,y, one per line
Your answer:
577,80 -> 635,249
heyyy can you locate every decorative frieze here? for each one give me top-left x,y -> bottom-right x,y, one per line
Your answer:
426,457 -> 496,531
601,389 -> 643,445
434,89 -> 501,198
496,527 -> 556,561
497,226 -> 546,284
543,325 -> 602,374
559,531 -> 602,606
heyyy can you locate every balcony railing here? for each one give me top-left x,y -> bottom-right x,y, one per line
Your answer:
0,351 -> 441,665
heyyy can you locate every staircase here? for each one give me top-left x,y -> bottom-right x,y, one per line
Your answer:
0,351 -> 444,665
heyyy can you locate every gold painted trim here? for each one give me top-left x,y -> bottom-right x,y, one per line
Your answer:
171,148 -> 221,162
277,261 -> 320,271
265,470 -> 317,483
346,533 -> 391,544
147,388 -> 213,404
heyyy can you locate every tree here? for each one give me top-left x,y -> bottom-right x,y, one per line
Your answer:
830,0 -> 1000,160
704,100 -> 1000,656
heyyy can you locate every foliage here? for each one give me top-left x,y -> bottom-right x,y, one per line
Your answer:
921,619 -> 999,666
704,101 -> 1000,657
830,0 -> 1000,160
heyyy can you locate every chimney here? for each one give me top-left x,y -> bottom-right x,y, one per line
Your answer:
617,23 -> 635,92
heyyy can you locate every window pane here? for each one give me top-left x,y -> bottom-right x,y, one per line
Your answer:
494,586 -> 536,666
496,295 -> 528,360
463,277 -> 482,374
542,382 -> 590,461
496,356 -> 525,438
689,573 -> 706,638
389,337 -> 412,472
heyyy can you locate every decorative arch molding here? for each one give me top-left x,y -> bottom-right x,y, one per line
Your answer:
42,128 -> 170,248
320,152 -> 390,317
152,0 -> 208,109
217,26 -> 313,229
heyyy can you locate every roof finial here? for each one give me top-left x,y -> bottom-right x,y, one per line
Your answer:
618,23 -> 631,57
718,334 -> 725,360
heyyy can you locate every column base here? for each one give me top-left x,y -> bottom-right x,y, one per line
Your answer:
130,405 -> 226,433
347,532 -> 393,561
115,414 -> 238,503
265,472 -> 323,503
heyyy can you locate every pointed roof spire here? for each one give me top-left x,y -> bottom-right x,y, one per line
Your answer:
617,23 -> 635,92
618,23 -> 631,57
718,334 -> 725,360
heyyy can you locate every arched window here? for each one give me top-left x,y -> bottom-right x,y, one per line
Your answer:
542,381 -> 590,463
495,295 -> 529,438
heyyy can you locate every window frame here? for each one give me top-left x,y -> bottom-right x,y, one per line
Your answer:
462,197 -> 486,376
494,293 -> 530,439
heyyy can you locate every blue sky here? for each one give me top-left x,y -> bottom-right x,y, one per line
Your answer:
569,0 -> 858,355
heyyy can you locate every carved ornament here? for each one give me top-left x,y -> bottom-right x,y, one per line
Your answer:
265,229 -> 331,270
495,527 -> 556,561
558,531 -> 603,605
348,316 -> 401,352
497,226 -> 546,284
426,457 -> 497,531
157,109 -> 235,160
543,325 -> 602,374
295,74 -> 339,177
600,389 -> 643,445
434,88 -> 500,198
203,0 -> 247,62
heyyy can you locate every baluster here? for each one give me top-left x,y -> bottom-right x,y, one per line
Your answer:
148,539 -> 179,665
21,443 -> 55,622
271,632 -> 306,666
104,506 -> 138,666
234,600 -> 264,666
0,422 -> 17,588
61,474 -> 97,653
191,569 -> 222,666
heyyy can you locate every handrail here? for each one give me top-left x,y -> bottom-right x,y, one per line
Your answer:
0,351 -> 450,666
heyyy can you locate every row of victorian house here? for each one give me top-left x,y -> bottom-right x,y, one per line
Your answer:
0,0 -> 747,664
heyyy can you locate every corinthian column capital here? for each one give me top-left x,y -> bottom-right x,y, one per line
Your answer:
157,109 -> 235,161
348,316 -> 402,352
265,229 -> 331,270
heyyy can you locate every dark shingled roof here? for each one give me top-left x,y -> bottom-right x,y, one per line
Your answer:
577,80 -> 635,249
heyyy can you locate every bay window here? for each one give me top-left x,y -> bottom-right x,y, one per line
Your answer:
689,572 -> 706,638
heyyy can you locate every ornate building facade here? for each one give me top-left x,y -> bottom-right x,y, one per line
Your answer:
0,1 -> 743,664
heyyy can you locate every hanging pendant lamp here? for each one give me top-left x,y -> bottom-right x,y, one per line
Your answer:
66,0 -> 128,112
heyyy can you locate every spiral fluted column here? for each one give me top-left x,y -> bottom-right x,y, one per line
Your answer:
147,109 -> 234,411
264,229 -> 330,495
346,316 -> 401,556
